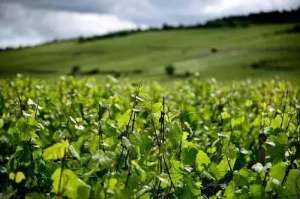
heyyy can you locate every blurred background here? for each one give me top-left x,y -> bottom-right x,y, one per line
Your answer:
0,0 -> 299,83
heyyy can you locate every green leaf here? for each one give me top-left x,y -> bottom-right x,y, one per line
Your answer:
170,159 -> 183,185
269,162 -> 286,182
9,172 -> 15,181
215,159 -> 230,179
233,168 -> 251,186
283,169 -> 300,198
181,132 -> 198,165
43,140 -> 69,161
211,143 -> 236,180
9,171 -> 26,183
15,171 -> 26,183
249,184 -> 265,199
245,100 -> 253,107
195,150 -> 210,171
51,168 -> 90,199
271,115 -> 282,129
0,92 -> 4,114
131,160 -> 147,182
182,144 -> 198,165
182,175 -> 201,197
107,178 -> 118,194
117,109 -> 131,128
0,118 -> 3,129
211,157 -> 234,180
25,193 -> 46,199
157,174 -> 170,188
168,125 -> 182,148
266,135 -> 287,162
221,111 -> 230,120
224,181 -> 236,199
15,118 -> 38,140
252,116 -> 261,127
152,102 -> 162,113
231,116 -> 245,128
69,144 -> 80,160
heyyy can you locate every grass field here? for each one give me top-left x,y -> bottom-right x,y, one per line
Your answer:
0,23 -> 300,83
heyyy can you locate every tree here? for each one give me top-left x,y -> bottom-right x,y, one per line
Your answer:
165,64 -> 175,76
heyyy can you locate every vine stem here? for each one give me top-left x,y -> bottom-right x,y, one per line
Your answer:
124,88 -> 141,186
281,154 -> 296,185
157,97 -> 176,194
162,155 -> 175,191
116,87 -> 141,186
98,123 -> 105,152
34,99 -> 39,119
98,104 -> 106,152
57,150 -> 66,199
150,111 -> 163,196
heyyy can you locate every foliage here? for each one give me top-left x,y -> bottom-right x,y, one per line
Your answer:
165,64 -> 175,76
0,76 -> 299,198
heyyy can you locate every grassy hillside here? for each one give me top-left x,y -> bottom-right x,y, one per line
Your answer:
0,23 -> 300,82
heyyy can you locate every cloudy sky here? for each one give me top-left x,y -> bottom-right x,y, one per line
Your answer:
0,0 -> 299,47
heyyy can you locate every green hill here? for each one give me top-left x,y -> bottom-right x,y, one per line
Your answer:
0,23 -> 300,82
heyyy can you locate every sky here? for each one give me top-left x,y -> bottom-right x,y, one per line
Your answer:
0,0 -> 299,48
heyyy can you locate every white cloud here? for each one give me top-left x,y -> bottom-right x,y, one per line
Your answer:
41,12 -> 137,38
0,3 -> 137,47
204,0 -> 299,16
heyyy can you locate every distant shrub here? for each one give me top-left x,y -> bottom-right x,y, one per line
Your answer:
286,25 -> 300,33
132,69 -> 143,74
184,71 -> 192,77
84,69 -> 100,75
162,23 -> 175,31
70,65 -> 81,76
165,64 -> 175,76
250,60 -> 294,71
113,71 -> 121,78
211,48 -> 218,53
78,36 -> 85,43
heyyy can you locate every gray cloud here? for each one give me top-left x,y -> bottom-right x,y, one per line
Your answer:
0,2 -> 136,47
1,0 -> 300,47
1,0 -> 113,13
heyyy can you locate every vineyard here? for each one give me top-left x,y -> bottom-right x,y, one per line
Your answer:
0,75 -> 299,198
